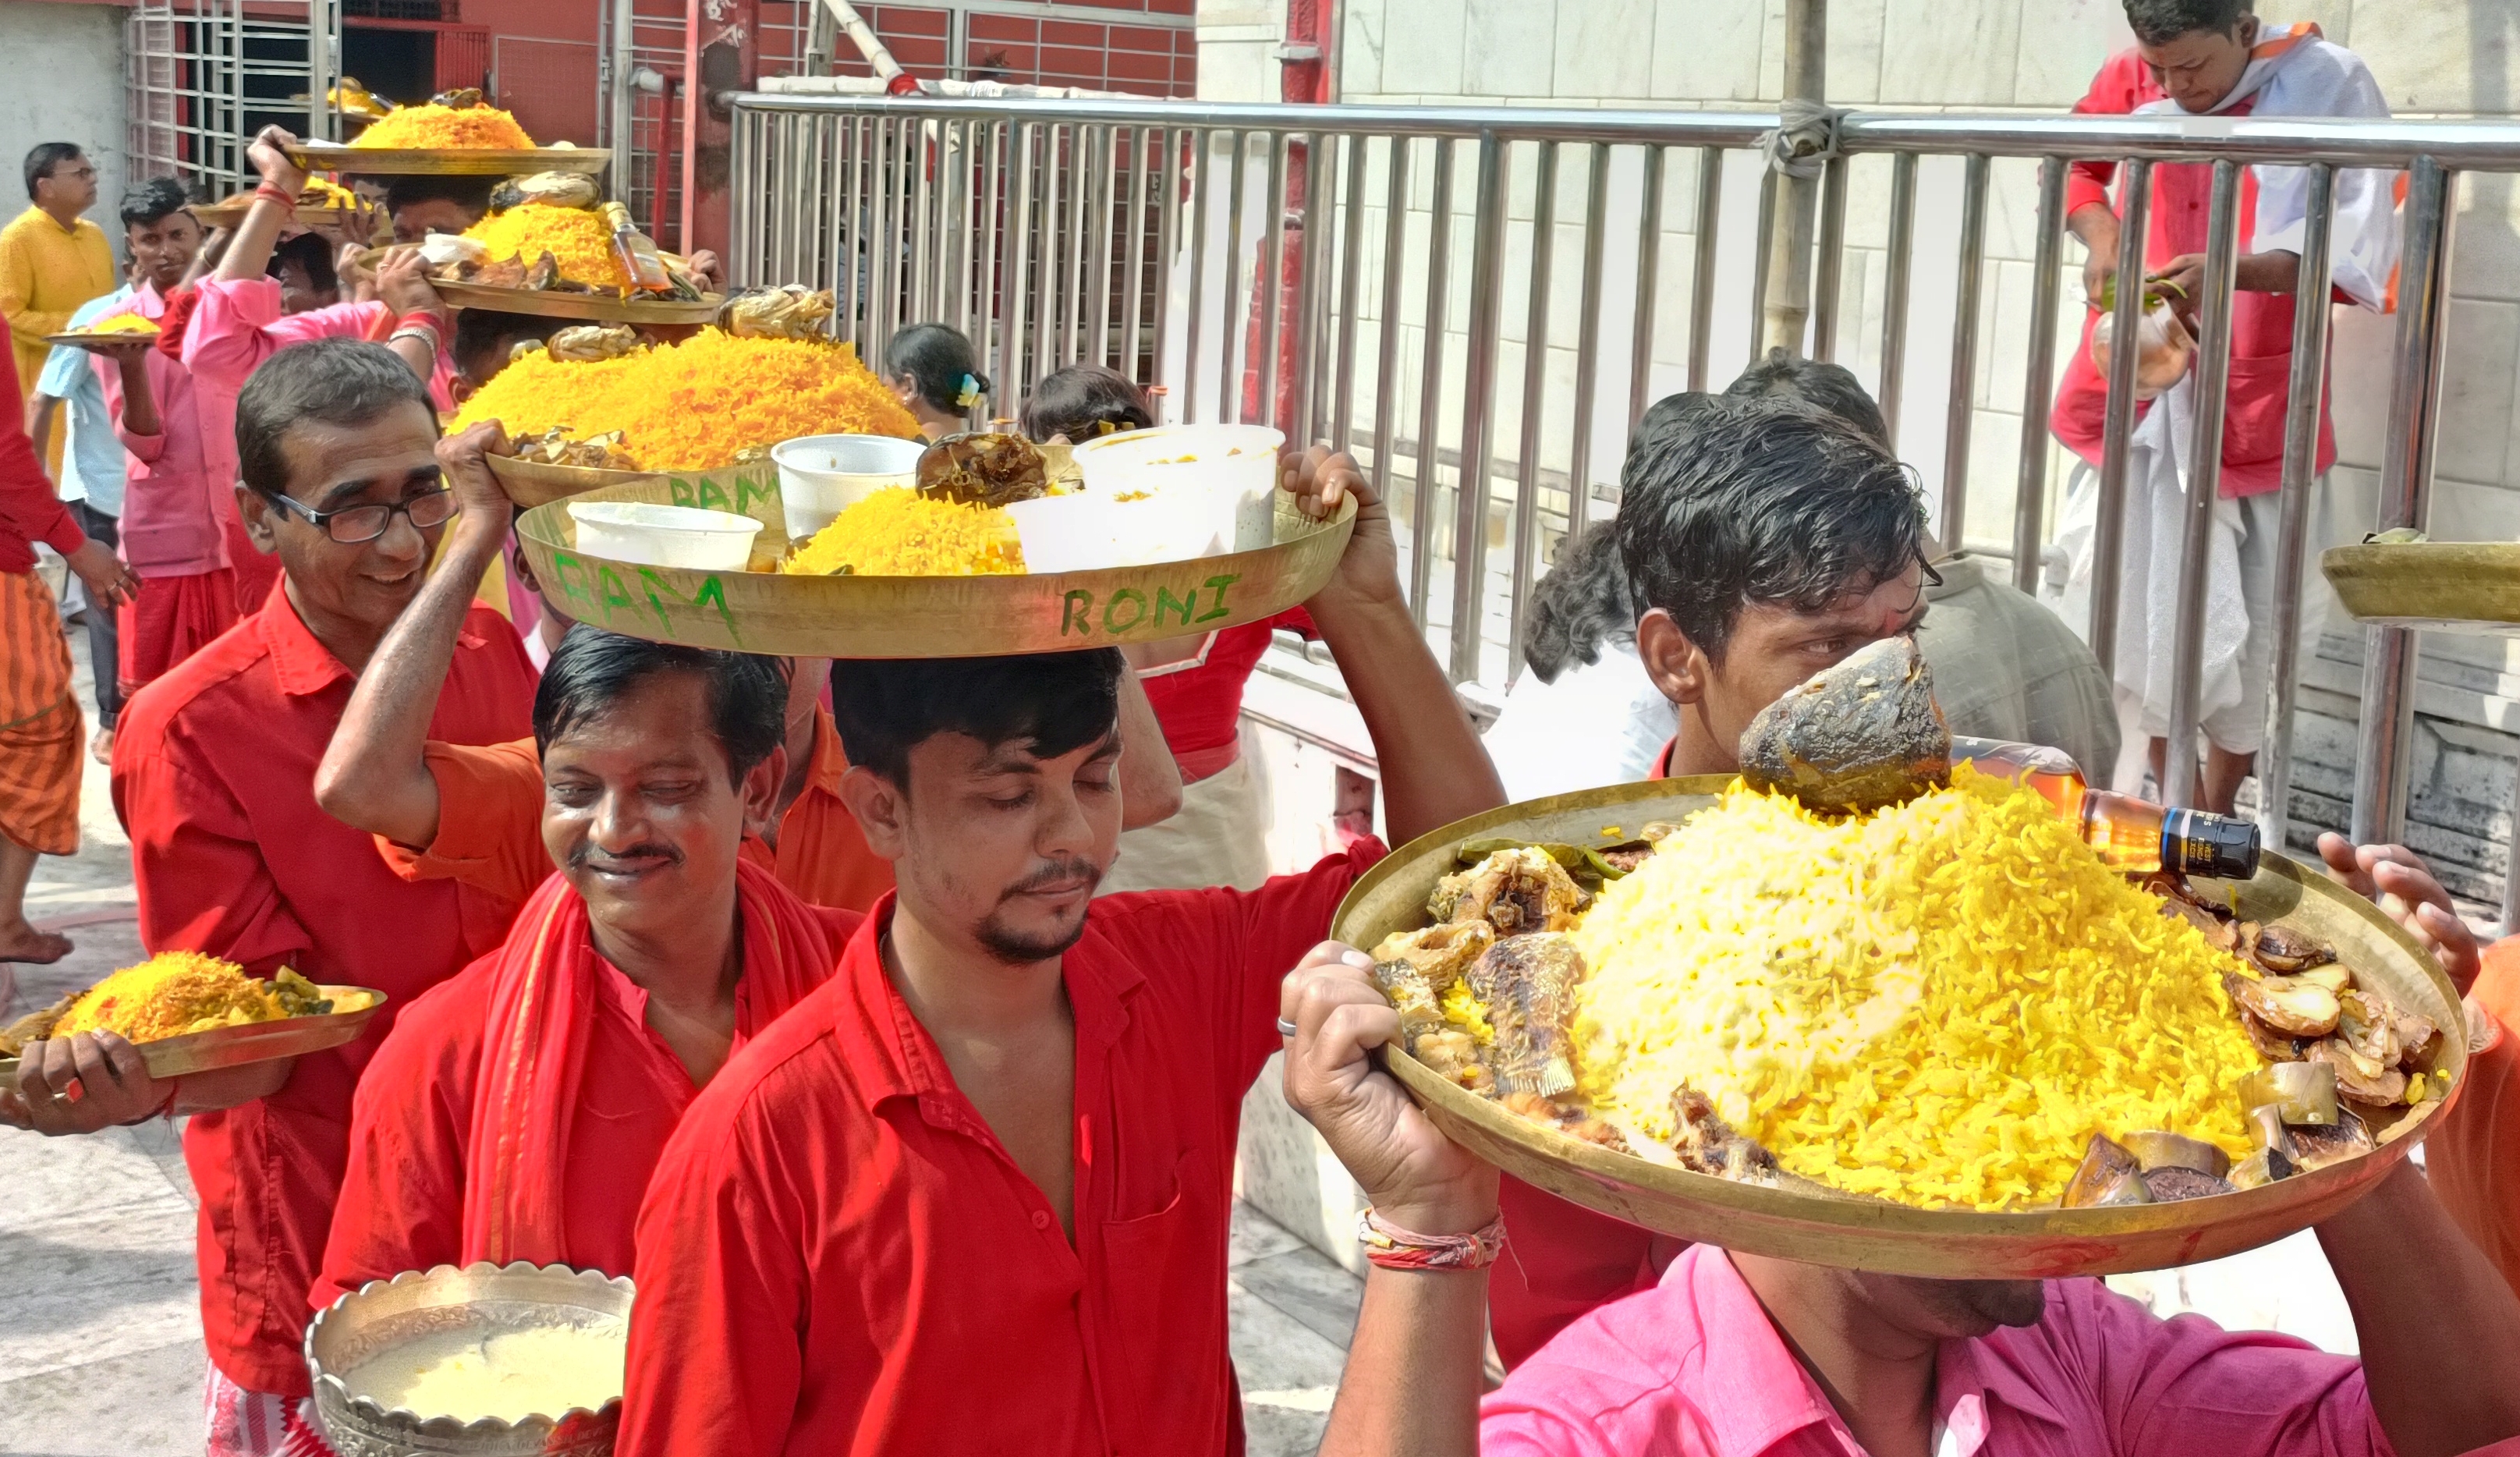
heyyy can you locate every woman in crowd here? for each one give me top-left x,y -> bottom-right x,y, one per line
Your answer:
884,322 -> 986,438
1023,363 -> 1303,892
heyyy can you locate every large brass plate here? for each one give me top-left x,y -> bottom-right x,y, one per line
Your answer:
41,331 -> 152,351
429,280 -> 721,324
194,195 -> 360,230
289,142 -> 611,176
513,469 -> 1356,658
1331,778 -> 2467,1278
307,1262 -> 630,1455
0,985 -> 385,1083
485,453 -> 657,509
2323,542 -> 2520,636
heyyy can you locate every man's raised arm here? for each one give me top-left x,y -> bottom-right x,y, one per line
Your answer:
1280,446 -> 1505,846
313,420 -> 512,846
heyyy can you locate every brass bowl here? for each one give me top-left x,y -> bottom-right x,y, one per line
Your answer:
2323,541 -> 2520,636
1330,777 -> 2468,1279
289,142 -> 611,177
0,985 -> 385,1082
305,1263 -> 633,1456
512,470 -> 1357,658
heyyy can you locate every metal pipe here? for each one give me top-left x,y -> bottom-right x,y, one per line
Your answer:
2257,162 -> 2337,855
1371,136 -> 1411,509
1687,145 -> 1721,391
909,115 -> 935,329
842,116 -> 866,348
1091,125 -> 1119,366
1037,124 -> 1065,392
1333,132 -> 1369,454
1450,133 -> 1511,682
2161,158 -> 2245,810
1812,154 -> 1847,363
2087,158 -> 2154,676
1152,127 -> 1184,391
976,121 -> 1003,383
1567,141 -> 1611,535
1062,123 -> 1091,365
610,0 -> 637,203
1629,144 -> 1665,431
1749,165 -> 1777,367
1185,129 -> 1213,421
1223,130 -> 1252,424
868,117 -> 896,363
2013,155 -> 2067,594
1878,152 -> 1917,449
1001,120 -> 1036,409
1508,139 -> 1558,682
1940,153 -> 1990,548
1760,0 -> 1826,355
1412,136 -> 1458,628
2352,157 -> 2457,847
1292,129 -> 1333,445
1260,132 -> 1289,427
731,103 -> 757,287
1122,126 -> 1151,379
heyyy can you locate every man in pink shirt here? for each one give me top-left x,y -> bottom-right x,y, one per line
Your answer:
1278,940 -> 2520,1457
90,179 -> 243,697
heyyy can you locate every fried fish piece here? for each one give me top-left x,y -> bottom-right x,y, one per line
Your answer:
1369,920 -> 1494,996
489,170 -> 599,212
1429,847 -> 1583,936
1501,1091 -> 1632,1153
1738,635 -> 1951,816
544,324 -> 641,363
916,431 -> 1049,508
1468,933 -> 1583,1097
718,284 -> 837,341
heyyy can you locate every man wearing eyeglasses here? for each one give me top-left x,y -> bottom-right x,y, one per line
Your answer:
2,338 -> 537,1457
2,143 -> 114,471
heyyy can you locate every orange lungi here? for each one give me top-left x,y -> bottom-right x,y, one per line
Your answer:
119,567 -> 241,699
0,568 -> 81,854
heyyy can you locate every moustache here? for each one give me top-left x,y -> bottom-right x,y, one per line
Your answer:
998,856 -> 1103,900
569,841 -> 685,873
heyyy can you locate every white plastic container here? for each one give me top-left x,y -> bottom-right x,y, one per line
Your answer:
1072,423 -> 1284,552
568,502 -> 763,572
771,433 -> 929,541
1004,489 -> 1221,574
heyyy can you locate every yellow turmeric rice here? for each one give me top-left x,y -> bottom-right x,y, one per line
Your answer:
461,202 -> 630,290
352,102 -> 533,151
1568,766 -> 2264,1211
51,952 -> 328,1044
452,330 -> 919,470
783,487 -> 1024,576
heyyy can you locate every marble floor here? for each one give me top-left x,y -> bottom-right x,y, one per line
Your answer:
0,619 -> 1363,1457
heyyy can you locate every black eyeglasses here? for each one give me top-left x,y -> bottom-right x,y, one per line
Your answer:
265,486 -> 456,544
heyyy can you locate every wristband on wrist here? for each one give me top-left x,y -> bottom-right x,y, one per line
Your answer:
394,309 -> 446,337
253,181 -> 298,211
387,326 -> 440,353
1356,1207 -> 1507,1271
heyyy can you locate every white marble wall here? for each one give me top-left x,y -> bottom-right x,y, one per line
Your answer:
0,2 -> 129,229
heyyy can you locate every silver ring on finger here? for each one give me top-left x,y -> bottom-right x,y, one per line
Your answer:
1275,1017 -> 1299,1038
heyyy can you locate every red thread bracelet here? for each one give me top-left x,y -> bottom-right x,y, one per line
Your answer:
1356,1207 -> 1508,1271
254,182 -> 298,210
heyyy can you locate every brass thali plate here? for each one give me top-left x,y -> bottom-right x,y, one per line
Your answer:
513,469 -> 1356,658
0,985 -> 386,1083
1331,777 -> 2466,1279
287,141 -> 611,176
193,195 -> 360,230
485,453 -> 650,509
2323,542 -> 2520,636
429,278 -> 721,324
41,331 -> 154,350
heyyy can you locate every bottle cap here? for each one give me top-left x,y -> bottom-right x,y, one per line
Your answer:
2163,807 -> 2261,881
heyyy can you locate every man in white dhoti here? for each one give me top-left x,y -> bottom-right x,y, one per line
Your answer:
2050,0 -> 2397,814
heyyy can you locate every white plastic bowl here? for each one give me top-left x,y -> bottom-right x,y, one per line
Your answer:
1004,489 -> 1222,574
567,501 -> 763,572
1072,423 -> 1285,553
771,434 -> 929,541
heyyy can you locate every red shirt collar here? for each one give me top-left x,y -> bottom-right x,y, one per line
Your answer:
835,894 -> 1147,1113
249,576 -> 492,698
1651,735 -> 1676,780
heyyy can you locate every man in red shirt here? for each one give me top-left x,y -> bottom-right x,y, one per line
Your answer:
3,338 -> 537,1455
616,450 -> 1506,1456
315,614 -> 858,1299
0,321 -> 133,966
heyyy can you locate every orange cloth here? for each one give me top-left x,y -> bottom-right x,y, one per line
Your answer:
378,707 -> 895,913
2424,939 -> 2520,1298
118,565 -> 239,697
0,567 -> 80,854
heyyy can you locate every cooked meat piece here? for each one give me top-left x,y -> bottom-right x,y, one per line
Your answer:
1598,845 -> 1654,874
1668,1086 -> 1781,1183
1432,847 -> 1583,936
1468,934 -> 1583,1097
1409,1029 -> 1492,1093
1501,1091 -> 1633,1154
916,431 -> 1049,508
1737,636 -> 1951,816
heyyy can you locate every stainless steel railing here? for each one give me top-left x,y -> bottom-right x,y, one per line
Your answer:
727,93 -> 2516,863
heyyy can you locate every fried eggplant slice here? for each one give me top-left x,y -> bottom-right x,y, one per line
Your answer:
2306,1037 -> 2409,1108
2061,1133 -> 2152,1208
1737,636 -> 1951,816
2224,970 -> 2342,1039
1467,934 -> 1583,1097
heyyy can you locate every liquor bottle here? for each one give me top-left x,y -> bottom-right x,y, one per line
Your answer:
601,201 -> 675,296
1951,737 -> 2260,881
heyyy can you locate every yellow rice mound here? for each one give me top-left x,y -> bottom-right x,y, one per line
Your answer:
452,330 -> 920,470
461,202 -> 630,290
52,952 -> 303,1043
783,487 -> 1023,576
1568,766 -> 2264,1211
353,102 -> 533,151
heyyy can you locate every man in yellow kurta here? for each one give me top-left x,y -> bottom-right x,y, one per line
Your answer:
1,144 -> 116,471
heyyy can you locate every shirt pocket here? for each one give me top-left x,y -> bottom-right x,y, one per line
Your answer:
118,510 -> 225,576
1097,1145 -> 1226,1450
